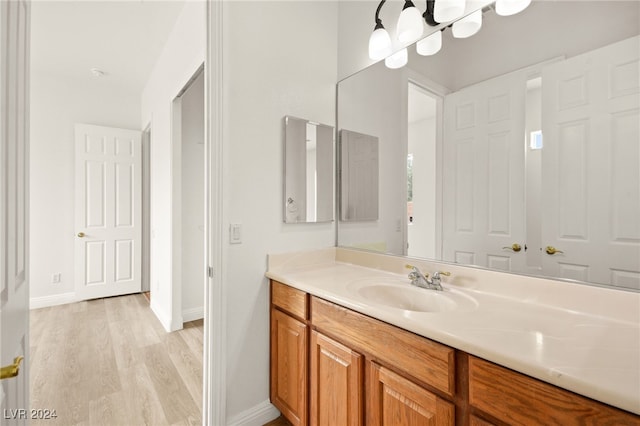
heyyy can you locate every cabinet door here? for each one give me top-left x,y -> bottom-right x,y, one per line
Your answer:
368,362 -> 454,426
271,309 -> 308,426
310,331 -> 363,426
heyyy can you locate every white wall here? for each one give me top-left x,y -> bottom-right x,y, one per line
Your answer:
222,1 -> 338,420
140,0 -> 205,331
30,68 -> 140,305
180,71 -> 205,320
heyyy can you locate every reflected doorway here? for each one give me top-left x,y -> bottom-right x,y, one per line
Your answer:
407,82 -> 440,259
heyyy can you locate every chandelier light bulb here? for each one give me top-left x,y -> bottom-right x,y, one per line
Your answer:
385,48 -> 408,69
434,0 -> 466,23
416,30 -> 442,56
495,0 -> 531,16
368,24 -> 393,60
397,1 -> 424,44
452,10 -> 482,38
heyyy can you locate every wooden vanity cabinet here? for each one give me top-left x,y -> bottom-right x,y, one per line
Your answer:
309,331 -> 363,426
270,281 -> 640,426
311,296 -> 456,426
270,282 -> 309,426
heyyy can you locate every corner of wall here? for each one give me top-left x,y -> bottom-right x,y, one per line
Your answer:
150,299 -> 173,332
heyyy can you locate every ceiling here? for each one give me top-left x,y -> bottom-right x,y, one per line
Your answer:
31,0 -> 186,95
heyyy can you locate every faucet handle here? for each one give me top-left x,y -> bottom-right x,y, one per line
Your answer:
432,271 -> 451,279
405,264 -> 429,277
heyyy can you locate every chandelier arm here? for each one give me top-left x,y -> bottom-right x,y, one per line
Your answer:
374,0 -> 387,26
423,0 -> 440,26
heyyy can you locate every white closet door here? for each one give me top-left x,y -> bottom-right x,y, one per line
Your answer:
541,36 -> 640,289
75,124 -> 142,300
442,71 -> 526,272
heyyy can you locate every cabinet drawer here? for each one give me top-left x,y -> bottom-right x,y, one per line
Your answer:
311,296 -> 455,397
272,281 -> 308,320
469,356 -> 640,425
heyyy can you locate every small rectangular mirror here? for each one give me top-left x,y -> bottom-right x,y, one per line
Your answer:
284,116 -> 334,223
340,129 -> 379,221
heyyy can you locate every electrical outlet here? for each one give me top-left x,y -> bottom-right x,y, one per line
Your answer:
51,273 -> 61,284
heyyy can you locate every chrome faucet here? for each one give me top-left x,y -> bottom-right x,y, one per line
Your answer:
405,265 -> 451,291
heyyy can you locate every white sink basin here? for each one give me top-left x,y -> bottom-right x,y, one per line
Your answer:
347,279 -> 478,313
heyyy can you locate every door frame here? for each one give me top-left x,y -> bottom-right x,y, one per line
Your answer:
204,2 -> 226,424
142,124 -> 151,293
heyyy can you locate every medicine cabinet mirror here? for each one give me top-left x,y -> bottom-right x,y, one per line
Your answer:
340,129 -> 379,222
283,116 -> 334,223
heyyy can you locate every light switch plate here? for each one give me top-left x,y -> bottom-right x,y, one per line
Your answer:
230,223 -> 242,244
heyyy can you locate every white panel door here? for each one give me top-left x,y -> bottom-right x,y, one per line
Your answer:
75,124 -> 142,300
442,71 -> 526,272
1,0 -> 30,423
541,36 -> 640,289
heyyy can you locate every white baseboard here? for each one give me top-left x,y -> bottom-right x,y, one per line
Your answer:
150,300 -> 173,332
182,306 -> 204,323
227,400 -> 280,426
30,292 -> 77,309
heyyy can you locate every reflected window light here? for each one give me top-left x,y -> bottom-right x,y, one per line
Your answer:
530,130 -> 543,150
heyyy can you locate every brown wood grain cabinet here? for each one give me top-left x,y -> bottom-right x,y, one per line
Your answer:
468,356 -> 640,425
270,280 -> 640,426
310,331 -> 363,426
369,361 -> 454,425
270,307 -> 308,426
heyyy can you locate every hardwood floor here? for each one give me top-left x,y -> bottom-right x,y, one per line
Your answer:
29,293 -> 203,426
263,416 -> 292,426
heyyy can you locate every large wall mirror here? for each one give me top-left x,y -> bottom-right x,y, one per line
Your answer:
337,1 -> 640,291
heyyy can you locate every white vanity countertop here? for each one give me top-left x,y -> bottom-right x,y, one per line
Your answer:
266,248 -> 640,415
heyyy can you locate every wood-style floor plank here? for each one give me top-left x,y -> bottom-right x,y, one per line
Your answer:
144,343 -> 201,425
30,293 -> 203,426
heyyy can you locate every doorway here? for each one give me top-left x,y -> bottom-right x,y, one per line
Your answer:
26,0 -> 207,422
406,82 -> 440,259
172,66 -> 206,324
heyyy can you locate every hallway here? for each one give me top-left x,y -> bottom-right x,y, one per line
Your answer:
29,294 -> 202,425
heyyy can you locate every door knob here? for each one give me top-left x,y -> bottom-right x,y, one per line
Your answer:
77,232 -> 85,238
545,246 -> 564,255
502,243 -> 522,252
1,356 -> 24,380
